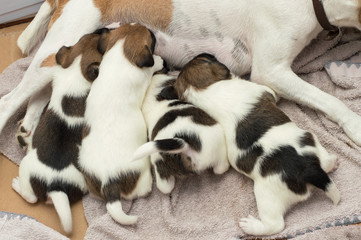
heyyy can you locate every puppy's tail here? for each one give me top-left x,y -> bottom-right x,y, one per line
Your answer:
307,169 -> 340,206
106,201 -> 138,225
132,138 -> 188,161
17,0 -> 57,55
48,191 -> 72,234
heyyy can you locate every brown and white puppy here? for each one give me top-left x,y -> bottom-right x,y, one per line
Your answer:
2,0 -> 361,150
174,54 -> 340,236
77,24 -> 164,226
132,73 -> 229,194
11,31 -> 104,234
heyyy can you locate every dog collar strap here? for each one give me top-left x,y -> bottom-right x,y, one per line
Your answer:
312,0 -> 340,40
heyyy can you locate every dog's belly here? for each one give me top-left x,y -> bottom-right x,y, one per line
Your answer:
154,32 -> 252,76
151,0 -> 252,76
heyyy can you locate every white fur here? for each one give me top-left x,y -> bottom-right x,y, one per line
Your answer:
78,38 -> 164,225
181,74 -> 340,236
133,74 -> 229,193
11,56 -> 90,235
2,0 -> 361,147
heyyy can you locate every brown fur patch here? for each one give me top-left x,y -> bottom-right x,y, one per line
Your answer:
93,0 -> 173,31
56,33 -> 103,81
102,172 -> 140,202
83,173 -> 102,199
82,124 -> 91,139
98,24 -> 156,68
40,54 -> 56,68
175,54 -> 231,100
48,0 -> 70,30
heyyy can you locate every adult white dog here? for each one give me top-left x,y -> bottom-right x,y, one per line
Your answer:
1,1 -> 361,147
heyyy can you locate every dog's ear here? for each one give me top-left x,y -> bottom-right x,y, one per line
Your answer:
56,46 -> 71,68
97,29 -> 110,55
160,86 -> 179,100
86,62 -> 100,81
134,45 -> 154,68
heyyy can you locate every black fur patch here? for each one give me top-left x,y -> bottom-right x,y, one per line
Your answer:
299,132 -> 316,147
260,146 -> 331,194
102,172 -> 140,203
61,94 -> 88,117
30,177 -> 48,202
168,101 -> 192,107
236,93 -> 290,149
151,107 -> 217,140
156,85 -> 179,101
30,177 -> 84,203
49,179 -> 84,203
155,154 -> 194,179
236,145 -> 264,174
32,109 -> 83,170
174,132 -> 202,152
155,139 -> 185,151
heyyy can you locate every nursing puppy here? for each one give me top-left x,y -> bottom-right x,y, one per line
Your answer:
77,24 -> 164,225
174,54 -> 340,236
2,0 -> 361,149
132,74 -> 229,194
11,32 -> 104,234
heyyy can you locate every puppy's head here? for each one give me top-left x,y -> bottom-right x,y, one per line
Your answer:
56,29 -> 107,81
97,23 -> 156,68
175,54 -> 231,99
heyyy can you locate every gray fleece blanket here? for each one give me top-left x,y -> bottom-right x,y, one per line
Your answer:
1,28 -> 361,240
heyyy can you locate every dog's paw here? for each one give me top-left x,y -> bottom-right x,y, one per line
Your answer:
16,120 -> 31,150
156,176 -> 175,194
12,176 -> 37,203
12,177 -> 21,193
239,215 -> 265,235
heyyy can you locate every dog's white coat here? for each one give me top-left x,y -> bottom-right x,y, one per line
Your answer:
11,57 -> 89,234
180,74 -> 339,236
78,39 -> 164,225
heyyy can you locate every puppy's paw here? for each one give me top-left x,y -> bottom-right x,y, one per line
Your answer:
157,176 -> 175,194
16,120 -> 31,150
12,176 -> 38,203
239,215 -> 265,236
329,155 -> 339,173
12,177 -> 21,193
152,55 -> 164,73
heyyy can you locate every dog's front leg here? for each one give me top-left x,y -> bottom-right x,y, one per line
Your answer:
16,84 -> 52,149
0,63 -> 54,134
251,46 -> 361,146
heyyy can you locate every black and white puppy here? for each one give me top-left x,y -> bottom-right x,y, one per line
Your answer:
11,32 -> 104,234
174,54 -> 340,236
132,73 -> 229,194
77,24 -> 164,226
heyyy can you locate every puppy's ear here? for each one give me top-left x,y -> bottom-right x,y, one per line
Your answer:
160,86 -> 178,100
97,30 -> 110,55
135,46 -> 154,68
86,62 -> 100,81
56,46 -> 71,68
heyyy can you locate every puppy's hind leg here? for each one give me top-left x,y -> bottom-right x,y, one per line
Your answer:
12,155 -> 38,204
239,178 -> 295,236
